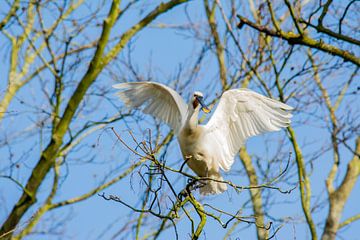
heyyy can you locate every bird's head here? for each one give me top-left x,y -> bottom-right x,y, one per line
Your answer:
192,91 -> 210,113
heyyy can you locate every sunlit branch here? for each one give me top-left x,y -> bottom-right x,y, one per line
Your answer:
237,15 -> 360,66
204,0 -> 228,89
0,0 -> 20,30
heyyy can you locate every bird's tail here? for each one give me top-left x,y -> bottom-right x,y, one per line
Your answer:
199,173 -> 227,195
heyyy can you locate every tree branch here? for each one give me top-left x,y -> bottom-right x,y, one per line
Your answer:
237,15 -> 360,66
322,137 -> 360,240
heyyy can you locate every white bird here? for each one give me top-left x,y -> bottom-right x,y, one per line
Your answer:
113,82 -> 293,195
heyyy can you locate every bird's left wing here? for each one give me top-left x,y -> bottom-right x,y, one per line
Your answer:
113,82 -> 188,133
204,88 -> 293,171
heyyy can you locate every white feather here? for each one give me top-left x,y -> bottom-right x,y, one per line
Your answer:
113,82 -> 188,133
204,89 -> 293,171
113,83 -> 293,195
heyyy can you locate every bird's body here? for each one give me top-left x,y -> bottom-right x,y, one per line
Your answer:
178,125 -> 227,194
177,99 -> 227,194
113,82 -> 293,195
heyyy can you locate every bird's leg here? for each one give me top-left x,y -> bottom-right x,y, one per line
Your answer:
179,155 -> 192,173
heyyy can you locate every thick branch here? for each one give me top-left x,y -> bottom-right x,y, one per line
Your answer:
299,19 -> 360,46
237,15 -> 360,66
287,127 -> 317,240
322,137 -> 360,240
239,148 -> 268,239
0,1 -> 189,237
274,63 -> 317,239
0,0 -> 20,30
0,1 -> 121,237
204,0 -> 227,89
188,195 -> 207,240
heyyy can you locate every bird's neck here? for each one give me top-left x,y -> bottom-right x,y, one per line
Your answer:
185,105 -> 200,131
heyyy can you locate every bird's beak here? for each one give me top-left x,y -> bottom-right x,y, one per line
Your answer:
197,96 -> 210,113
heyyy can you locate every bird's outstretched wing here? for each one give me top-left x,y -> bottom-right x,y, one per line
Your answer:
113,82 -> 188,133
205,88 -> 293,171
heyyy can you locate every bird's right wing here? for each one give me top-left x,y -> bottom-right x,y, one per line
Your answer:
113,82 -> 188,133
204,88 -> 293,171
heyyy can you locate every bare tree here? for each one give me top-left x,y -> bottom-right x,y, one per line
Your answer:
1,1 -> 359,240
0,1 -> 190,239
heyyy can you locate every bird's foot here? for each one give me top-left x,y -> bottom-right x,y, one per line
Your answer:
187,178 -> 206,191
178,178 -> 207,200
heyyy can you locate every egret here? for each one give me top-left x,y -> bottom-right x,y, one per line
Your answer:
113,82 -> 293,195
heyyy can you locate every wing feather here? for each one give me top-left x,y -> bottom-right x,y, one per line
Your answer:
205,88 -> 293,171
113,82 -> 188,133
